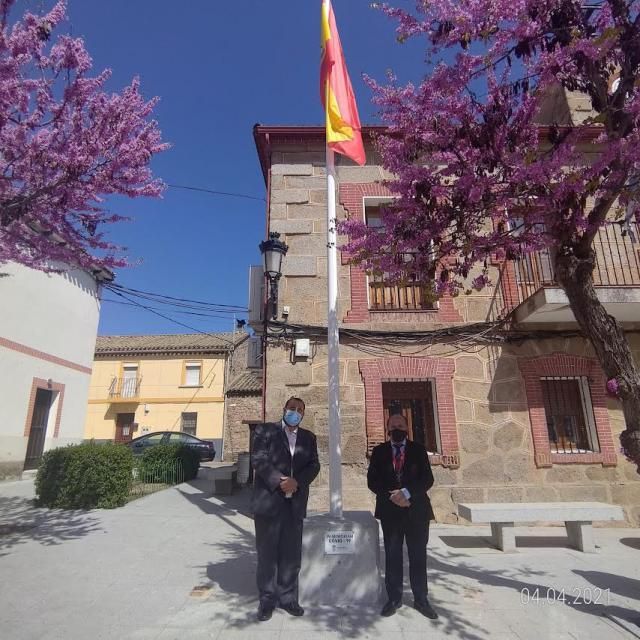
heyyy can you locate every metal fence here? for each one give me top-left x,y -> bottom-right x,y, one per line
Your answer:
128,459 -> 185,500
514,222 -> 640,304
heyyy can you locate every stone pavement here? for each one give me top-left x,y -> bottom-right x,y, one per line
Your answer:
1,470 -> 639,640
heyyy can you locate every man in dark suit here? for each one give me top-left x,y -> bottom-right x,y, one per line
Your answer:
367,413 -> 438,620
251,396 -> 320,622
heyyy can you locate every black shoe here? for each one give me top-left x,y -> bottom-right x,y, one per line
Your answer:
279,601 -> 304,617
380,600 -> 402,617
414,599 -> 438,619
257,603 -> 274,622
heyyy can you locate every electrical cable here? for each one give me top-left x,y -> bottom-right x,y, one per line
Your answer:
167,184 -> 266,203
101,297 -> 243,322
105,287 -> 239,347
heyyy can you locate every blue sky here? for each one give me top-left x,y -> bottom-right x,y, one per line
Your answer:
44,0 -> 427,336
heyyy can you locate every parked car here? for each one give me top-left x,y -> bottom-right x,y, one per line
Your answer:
127,431 -> 216,461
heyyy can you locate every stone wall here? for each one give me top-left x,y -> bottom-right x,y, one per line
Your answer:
264,334 -> 640,525
262,142 -> 640,525
223,393 -> 261,462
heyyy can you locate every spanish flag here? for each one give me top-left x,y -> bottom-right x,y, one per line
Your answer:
320,0 -> 366,165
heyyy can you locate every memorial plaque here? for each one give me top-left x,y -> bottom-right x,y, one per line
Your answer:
324,530 -> 356,554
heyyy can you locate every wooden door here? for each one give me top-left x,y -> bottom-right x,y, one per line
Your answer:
24,388 -> 53,470
115,413 -> 136,443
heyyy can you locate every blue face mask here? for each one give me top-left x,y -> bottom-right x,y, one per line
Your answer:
284,409 -> 302,427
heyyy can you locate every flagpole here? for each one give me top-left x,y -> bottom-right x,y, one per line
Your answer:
326,145 -> 343,519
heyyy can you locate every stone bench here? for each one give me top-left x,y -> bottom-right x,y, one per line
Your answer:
212,465 -> 238,495
457,502 -> 625,553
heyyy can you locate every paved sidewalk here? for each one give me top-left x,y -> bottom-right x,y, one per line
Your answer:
1,471 -> 639,640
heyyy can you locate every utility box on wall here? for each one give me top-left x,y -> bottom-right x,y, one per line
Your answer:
294,338 -> 310,358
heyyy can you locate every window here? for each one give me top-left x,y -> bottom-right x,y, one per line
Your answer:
509,217 -> 553,286
541,377 -> 599,454
122,364 -> 139,398
169,432 -> 200,444
184,362 -> 201,386
366,206 -> 437,311
181,412 -> 198,436
382,381 -> 441,454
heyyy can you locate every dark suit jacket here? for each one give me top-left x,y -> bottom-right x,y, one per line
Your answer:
367,440 -> 435,522
251,421 -> 320,520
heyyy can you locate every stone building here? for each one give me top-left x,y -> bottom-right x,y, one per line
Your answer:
222,333 -> 262,462
251,124 -> 640,524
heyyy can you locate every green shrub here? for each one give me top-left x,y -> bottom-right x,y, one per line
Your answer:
36,442 -> 134,509
139,444 -> 199,483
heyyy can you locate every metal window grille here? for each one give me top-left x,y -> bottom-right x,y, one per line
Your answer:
381,380 -> 441,454
181,412 -> 197,436
540,377 -> 600,454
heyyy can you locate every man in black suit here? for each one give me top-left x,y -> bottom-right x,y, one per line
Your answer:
251,396 -> 320,622
367,413 -> 438,620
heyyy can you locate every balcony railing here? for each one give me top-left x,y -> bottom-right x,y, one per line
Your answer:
368,254 -> 437,311
108,377 -> 142,400
514,222 -> 640,304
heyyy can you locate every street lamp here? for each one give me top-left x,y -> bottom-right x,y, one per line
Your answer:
259,232 -> 288,320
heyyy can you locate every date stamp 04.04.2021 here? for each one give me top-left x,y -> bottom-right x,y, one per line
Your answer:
520,587 -> 611,606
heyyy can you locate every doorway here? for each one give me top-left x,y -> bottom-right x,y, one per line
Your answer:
115,413 -> 136,443
382,380 -> 440,454
24,388 -> 53,470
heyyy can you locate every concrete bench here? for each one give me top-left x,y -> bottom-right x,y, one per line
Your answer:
212,465 -> 238,495
457,502 -> 625,553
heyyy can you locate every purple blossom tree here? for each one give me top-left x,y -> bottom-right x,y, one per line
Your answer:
0,0 -> 167,273
343,0 -> 640,470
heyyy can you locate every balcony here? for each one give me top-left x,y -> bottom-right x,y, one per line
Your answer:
512,223 -> 640,324
369,253 -> 437,311
108,377 -> 142,402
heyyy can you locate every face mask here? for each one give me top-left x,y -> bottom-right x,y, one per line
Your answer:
389,429 -> 406,443
284,409 -> 302,427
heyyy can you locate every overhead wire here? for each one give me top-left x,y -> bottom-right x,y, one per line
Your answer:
101,297 -> 244,322
105,286 -> 239,347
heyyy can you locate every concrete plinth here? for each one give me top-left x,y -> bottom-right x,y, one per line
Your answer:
300,511 -> 381,606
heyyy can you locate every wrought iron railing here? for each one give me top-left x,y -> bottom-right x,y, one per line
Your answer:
514,222 -> 640,304
368,253 -> 437,311
128,459 -> 185,501
108,377 -> 142,400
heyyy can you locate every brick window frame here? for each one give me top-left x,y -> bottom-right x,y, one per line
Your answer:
359,357 -> 460,467
518,353 -> 617,467
23,377 -> 66,439
339,183 -> 462,324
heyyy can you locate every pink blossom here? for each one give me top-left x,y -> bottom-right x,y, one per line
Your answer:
0,0 -> 168,273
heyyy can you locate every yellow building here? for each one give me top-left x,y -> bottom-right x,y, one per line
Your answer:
85,333 -> 247,452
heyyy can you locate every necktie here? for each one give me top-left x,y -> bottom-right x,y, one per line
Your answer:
393,445 -> 404,474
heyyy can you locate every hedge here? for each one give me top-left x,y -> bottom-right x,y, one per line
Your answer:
138,444 -> 200,483
36,442 -> 133,509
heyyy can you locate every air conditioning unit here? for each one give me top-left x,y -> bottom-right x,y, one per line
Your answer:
247,336 -> 263,369
247,265 -> 264,326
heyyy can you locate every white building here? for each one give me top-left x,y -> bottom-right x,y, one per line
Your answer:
0,261 -> 111,479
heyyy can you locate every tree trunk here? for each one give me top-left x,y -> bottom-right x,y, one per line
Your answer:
555,250 -> 640,473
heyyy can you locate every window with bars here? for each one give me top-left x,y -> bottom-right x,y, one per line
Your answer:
540,377 -> 600,454
366,206 -> 437,311
181,412 -> 198,436
382,381 -> 441,454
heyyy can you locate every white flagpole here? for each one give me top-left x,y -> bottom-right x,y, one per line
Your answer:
326,145 -> 343,519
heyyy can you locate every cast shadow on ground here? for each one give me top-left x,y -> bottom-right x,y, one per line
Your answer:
429,548 -> 639,636
619,537 -> 640,550
0,495 -> 101,555
178,479 -> 497,639
440,535 -> 578,550
573,569 -> 640,631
